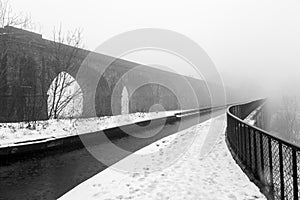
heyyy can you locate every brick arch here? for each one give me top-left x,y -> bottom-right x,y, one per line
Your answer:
95,76 -> 111,117
130,83 -> 179,112
47,71 -> 83,119
121,86 -> 129,114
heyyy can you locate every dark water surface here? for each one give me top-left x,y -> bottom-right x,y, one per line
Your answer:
0,109 -> 224,200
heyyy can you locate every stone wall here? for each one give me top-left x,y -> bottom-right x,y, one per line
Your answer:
0,26 -> 219,122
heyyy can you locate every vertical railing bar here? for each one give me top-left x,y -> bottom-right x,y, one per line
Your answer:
249,126 -> 252,170
243,124 -> 247,165
260,132 -> 264,182
233,119 -> 236,150
237,122 -> 240,157
278,142 -> 284,200
268,137 -> 274,199
233,119 -> 236,151
236,121 -> 239,152
247,126 -> 251,167
229,115 -> 232,145
239,123 -> 242,158
292,148 -> 298,200
241,123 -> 245,163
253,130 -> 258,177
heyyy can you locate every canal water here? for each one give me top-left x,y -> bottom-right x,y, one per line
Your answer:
0,109 -> 224,200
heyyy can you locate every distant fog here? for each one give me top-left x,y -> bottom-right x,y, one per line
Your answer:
10,0 -> 300,103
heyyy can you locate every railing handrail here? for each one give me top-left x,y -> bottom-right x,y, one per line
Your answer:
226,99 -> 300,200
227,100 -> 300,150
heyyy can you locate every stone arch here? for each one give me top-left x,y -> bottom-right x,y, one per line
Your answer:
130,84 -> 154,112
47,71 -> 83,119
95,76 -> 111,116
130,83 -> 180,112
121,86 -> 129,114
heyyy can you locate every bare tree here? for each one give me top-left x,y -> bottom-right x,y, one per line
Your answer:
47,25 -> 83,119
0,0 -> 32,28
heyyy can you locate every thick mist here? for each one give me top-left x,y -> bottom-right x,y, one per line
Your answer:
10,0 -> 300,103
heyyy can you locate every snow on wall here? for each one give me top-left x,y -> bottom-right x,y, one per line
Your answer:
0,111 -> 181,147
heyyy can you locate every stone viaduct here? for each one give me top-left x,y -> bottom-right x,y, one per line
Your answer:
0,26 -> 223,122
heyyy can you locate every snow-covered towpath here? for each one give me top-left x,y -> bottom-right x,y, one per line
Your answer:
0,111 -> 182,147
59,114 -> 266,200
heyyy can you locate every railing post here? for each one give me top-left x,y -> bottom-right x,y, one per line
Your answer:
237,122 -> 240,157
227,115 -> 231,142
233,119 -> 236,150
239,123 -> 242,158
292,149 -> 298,200
243,124 -> 247,164
249,126 -> 252,170
278,142 -> 284,200
253,130 -> 258,177
228,116 -> 232,146
260,132 -> 264,181
232,118 -> 235,147
268,137 -> 274,198
236,121 -> 239,152
241,123 -> 245,163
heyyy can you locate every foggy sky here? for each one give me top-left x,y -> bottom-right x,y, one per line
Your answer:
10,0 -> 300,101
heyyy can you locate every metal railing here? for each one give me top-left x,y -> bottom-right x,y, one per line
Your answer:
226,99 -> 300,200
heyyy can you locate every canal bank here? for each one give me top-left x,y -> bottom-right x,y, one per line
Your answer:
0,106 -> 226,163
0,108 -> 225,200
59,114 -> 266,200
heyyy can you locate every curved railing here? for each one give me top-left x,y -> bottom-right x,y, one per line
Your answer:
226,99 -> 300,200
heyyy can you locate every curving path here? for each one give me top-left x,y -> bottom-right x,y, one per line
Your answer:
59,115 -> 266,200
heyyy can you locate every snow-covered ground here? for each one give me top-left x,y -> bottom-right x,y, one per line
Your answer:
244,105 -> 264,125
0,110 -> 182,147
59,114 -> 266,200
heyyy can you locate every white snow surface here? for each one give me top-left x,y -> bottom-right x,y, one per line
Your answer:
0,111 -> 181,147
59,114 -> 266,200
244,105 -> 264,126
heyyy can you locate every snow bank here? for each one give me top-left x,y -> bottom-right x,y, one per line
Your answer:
0,111 -> 181,147
244,105 -> 264,125
59,114 -> 266,200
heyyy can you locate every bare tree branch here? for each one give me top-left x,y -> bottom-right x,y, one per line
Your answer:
0,0 -> 33,29
47,26 -> 83,119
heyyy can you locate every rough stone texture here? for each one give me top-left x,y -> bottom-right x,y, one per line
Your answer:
0,26 -> 219,122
